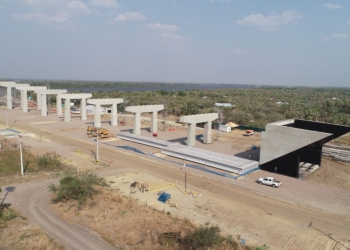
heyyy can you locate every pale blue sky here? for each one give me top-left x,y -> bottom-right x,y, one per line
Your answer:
0,0 -> 349,87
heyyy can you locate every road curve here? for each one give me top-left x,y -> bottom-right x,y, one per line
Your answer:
5,170 -> 129,250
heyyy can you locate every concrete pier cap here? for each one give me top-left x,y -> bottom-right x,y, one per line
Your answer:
180,113 -> 219,147
59,93 -> 92,122
87,98 -> 124,128
34,89 -> 67,116
16,86 -> 47,113
0,82 -> 30,110
125,105 -> 164,135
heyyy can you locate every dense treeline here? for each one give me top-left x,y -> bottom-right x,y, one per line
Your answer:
90,87 -> 350,128
25,81 -> 350,128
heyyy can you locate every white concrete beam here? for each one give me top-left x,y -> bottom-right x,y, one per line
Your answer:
126,105 -> 164,113
87,98 -> 123,105
180,113 -> 218,123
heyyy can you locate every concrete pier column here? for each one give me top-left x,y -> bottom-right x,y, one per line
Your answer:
41,94 -> 47,116
7,87 -> 12,110
22,90 -> 28,113
187,123 -> 196,147
94,104 -> 101,127
133,112 -> 141,135
81,98 -> 87,120
20,90 -> 24,110
151,111 -> 158,133
57,94 -> 62,115
203,121 -> 212,144
111,104 -> 117,126
64,98 -> 71,122
37,93 -> 42,110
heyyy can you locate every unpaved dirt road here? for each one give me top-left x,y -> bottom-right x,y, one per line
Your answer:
5,176 -> 118,250
1,114 -> 350,250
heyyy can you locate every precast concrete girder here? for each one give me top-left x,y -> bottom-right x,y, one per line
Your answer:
125,105 -> 164,135
34,89 -> 67,116
87,98 -> 124,127
180,113 -> 219,147
16,86 -> 47,113
60,93 -> 92,122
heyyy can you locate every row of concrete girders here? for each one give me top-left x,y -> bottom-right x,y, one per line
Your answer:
0,81 -> 219,147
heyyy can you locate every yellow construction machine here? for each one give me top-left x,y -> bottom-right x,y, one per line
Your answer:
87,126 -> 110,138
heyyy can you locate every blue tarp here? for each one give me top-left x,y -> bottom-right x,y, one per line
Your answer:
158,192 -> 171,203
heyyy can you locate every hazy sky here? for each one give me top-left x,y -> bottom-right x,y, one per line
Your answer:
0,0 -> 350,87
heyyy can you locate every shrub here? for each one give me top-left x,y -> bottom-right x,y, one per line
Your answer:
49,172 -> 107,207
37,152 -> 63,170
181,225 -> 223,249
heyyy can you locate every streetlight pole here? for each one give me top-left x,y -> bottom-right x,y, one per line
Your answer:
6,108 -> 8,129
19,134 -> 24,176
96,128 -> 99,163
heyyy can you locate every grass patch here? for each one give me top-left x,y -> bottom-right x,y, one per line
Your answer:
0,139 -> 69,176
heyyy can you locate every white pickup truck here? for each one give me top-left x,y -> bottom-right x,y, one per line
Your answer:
257,177 -> 282,188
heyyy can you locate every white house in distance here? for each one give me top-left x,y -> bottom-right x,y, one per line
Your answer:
214,103 -> 234,108
86,105 -> 111,115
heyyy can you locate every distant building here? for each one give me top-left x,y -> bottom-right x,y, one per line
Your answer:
86,105 -> 111,115
214,103 -> 234,108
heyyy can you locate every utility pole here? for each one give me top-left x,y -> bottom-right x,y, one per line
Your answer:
6,109 -> 8,129
96,128 -> 99,163
19,134 -> 24,176
185,172 -> 187,195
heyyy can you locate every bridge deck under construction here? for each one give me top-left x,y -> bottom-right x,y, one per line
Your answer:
117,132 -> 259,175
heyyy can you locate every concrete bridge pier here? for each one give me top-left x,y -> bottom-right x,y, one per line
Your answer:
57,95 -> 62,115
180,113 -> 219,147
41,94 -> 47,116
151,111 -> 158,133
133,112 -> 141,135
94,104 -> 101,127
203,121 -> 212,144
65,98 -> 71,122
111,104 -> 117,126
